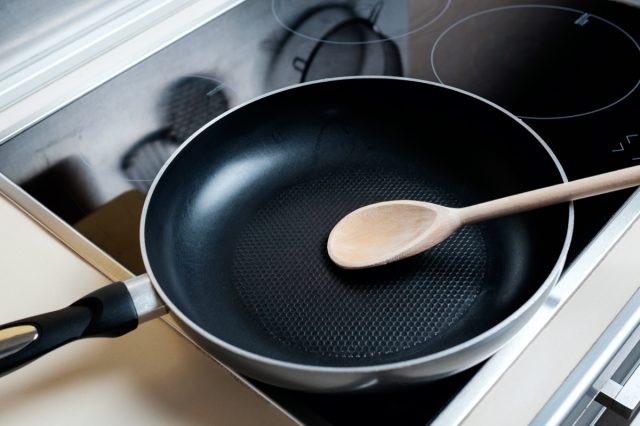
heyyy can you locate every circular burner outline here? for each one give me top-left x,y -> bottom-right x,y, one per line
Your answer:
271,0 -> 451,44
429,4 -> 640,120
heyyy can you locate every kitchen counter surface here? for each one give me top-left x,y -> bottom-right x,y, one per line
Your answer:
0,183 -> 297,425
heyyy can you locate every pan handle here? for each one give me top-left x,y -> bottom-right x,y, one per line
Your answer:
0,275 -> 167,376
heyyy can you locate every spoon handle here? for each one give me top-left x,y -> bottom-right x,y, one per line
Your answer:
459,165 -> 640,225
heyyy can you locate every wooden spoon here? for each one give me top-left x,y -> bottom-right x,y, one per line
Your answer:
327,165 -> 640,269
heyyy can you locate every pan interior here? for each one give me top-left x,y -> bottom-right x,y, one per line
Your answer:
144,79 -> 569,367
233,167 -> 486,360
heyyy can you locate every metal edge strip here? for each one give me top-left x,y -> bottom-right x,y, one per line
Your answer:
433,187 -> 640,425
0,173 -> 303,426
0,0 -> 243,146
0,0 -> 186,100
532,288 -> 640,425
0,172 -> 132,282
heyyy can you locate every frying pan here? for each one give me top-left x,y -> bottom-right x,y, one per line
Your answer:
0,77 -> 572,392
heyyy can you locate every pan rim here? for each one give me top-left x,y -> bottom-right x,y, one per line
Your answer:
140,75 -> 574,374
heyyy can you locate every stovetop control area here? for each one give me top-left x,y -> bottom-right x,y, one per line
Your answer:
0,0 -> 639,424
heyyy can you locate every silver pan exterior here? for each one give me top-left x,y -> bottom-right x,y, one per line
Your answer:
139,77 -> 574,392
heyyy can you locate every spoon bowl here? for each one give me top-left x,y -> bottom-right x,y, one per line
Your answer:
327,201 -> 462,269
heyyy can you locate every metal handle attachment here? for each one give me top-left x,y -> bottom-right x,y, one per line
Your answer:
0,275 -> 166,375
596,364 -> 640,419
0,280 -> 140,375
0,325 -> 38,359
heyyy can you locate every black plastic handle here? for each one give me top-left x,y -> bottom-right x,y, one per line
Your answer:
0,282 -> 138,376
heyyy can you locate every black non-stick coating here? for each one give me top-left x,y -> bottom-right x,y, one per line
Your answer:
144,79 -> 569,367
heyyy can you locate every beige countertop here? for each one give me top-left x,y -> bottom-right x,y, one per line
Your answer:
0,188 -> 297,425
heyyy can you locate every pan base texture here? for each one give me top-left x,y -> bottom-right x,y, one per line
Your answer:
232,168 -> 487,362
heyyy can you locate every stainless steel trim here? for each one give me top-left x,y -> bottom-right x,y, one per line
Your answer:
123,275 -> 168,323
0,325 -> 39,360
433,187 -> 640,425
0,172 -> 133,282
0,0 -> 242,146
1,0 -> 190,106
596,372 -> 640,419
533,288 -> 640,424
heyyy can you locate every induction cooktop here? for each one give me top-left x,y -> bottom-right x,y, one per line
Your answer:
0,0 -> 638,424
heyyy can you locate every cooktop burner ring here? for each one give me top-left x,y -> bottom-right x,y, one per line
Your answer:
271,0 -> 451,44
430,4 -> 640,120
